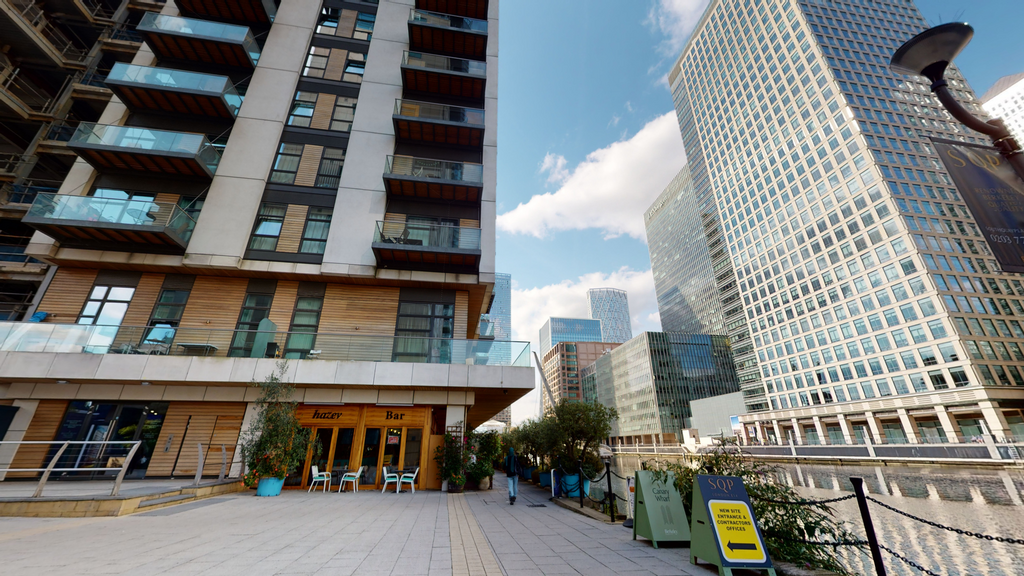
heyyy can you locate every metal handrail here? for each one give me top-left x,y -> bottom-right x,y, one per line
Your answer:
193,442 -> 240,484
8,0 -> 88,62
0,440 -> 141,497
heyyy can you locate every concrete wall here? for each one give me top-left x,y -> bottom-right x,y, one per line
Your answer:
690,391 -> 746,442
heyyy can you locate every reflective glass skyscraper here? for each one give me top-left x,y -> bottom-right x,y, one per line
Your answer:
481,272 -> 511,341
539,317 -> 603,354
587,288 -> 633,343
672,0 -> 1024,445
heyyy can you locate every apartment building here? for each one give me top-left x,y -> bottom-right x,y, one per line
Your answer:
672,0 -> 1024,446
0,0 -> 532,491
540,341 -> 618,413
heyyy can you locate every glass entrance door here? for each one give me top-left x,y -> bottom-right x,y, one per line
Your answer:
361,427 -> 382,487
302,427 -> 356,488
379,427 -> 403,482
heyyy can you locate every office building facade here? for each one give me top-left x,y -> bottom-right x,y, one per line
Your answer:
673,0 -> 1024,446
538,316 -> 602,355
592,332 -> 740,443
0,0 -> 533,491
540,341 -> 618,413
645,165 -> 727,335
587,287 -> 632,343
980,72 -> 1024,147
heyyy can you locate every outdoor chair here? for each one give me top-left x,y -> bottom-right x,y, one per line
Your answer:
308,465 -> 331,493
381,466 -> 400,494
399,467 -> 420,494
339,466 -> 364,493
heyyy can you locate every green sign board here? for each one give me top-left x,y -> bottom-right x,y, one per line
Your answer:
690,475 -> 775,576
632,470 -> 690,548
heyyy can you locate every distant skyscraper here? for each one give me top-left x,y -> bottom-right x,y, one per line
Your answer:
980,72 -> 1024,146
481,272 -> 512,341
673,0 -> 1024,446
587,288 -> 632,343
646,166 -> 727,334
494,407 -> 511,427
541,341 -> 620,413
539,317 -> 603,354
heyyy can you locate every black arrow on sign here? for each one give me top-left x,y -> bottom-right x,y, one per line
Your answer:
728,541 -> 757,551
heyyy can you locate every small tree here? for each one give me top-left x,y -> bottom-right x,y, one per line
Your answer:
239,362 -> 317,488
546,400 -> 617,475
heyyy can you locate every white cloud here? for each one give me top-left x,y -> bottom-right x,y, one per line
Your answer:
509,267 -> 661,424
625,101 -> 634,113
538,152 -> 570,185
498,112 -> 687,240
646,0 -> 711,55
609,115 -> 621,127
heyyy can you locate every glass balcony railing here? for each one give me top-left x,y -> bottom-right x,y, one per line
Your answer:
394,99 -> 484,125
105,63 -> 243,116
374,221 -> 481,251
409,9 -> 487,33
403,51 -> 485,76
0,322 -> 530,367
385,156 -> 483,184
69,123 -> 221,176
138,13 -> 261,67
26,193 -> 197,244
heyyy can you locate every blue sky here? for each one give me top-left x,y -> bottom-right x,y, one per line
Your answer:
494,1 -> 1024,420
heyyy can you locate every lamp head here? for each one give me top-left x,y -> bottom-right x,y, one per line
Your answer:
890,22 -> 974,83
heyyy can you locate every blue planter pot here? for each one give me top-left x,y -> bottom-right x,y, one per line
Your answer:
256,476 -> 284,497
520,466 -> 535,481
538,472 -> 551,488
560,474 -> 591,498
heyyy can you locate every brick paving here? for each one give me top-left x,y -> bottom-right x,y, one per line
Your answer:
0,480 -> 715,575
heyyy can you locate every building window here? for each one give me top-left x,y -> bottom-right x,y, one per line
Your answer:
316,8 -> 375,41
330,97 -> 356,132
78,285 -> 135,326
303,47 -> 330,78
393,302 -> 455,362
229,292 -> 275,357
343,57 -> 365,83
286,92 -> 317,127
285,297 -> 323,358
269,143 -> 302,184
299,208 -> 332,254
249,203 -> 287,251
316,148 -> 345,189
141,289 -> 190,353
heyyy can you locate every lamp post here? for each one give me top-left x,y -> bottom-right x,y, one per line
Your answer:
889,22 -> 1024,181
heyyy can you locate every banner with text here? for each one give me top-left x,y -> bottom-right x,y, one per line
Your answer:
933,138 -> 1024,273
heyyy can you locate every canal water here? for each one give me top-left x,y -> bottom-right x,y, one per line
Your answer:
609,456 -> 1024,576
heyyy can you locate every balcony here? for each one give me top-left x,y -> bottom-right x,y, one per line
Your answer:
372,220 -> 481,273
138,13 -> 261,69
174,0 -> 278,26
0,180 -> 60,207
23,193 -> 197,252
1,65 -> 56,120
384,156 -> 482,204
67,123 -> 221,179
402,51 -> 486,100
105,63 -> 242,119
393,99 -> 484,148
416,0 -> 489,20
0,0 -> 89,67
0,322 -> 531,367
408,9 -> 487,61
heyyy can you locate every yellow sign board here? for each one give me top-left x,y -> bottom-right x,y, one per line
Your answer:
708,500 -> 766,563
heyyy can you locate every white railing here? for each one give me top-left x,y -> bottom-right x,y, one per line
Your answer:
0,440 -> 140,497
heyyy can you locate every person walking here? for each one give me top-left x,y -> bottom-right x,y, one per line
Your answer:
503,446 -> 519,505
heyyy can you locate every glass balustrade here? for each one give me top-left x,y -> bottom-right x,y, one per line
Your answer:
138,13 -> 261,66
106,63 -> 243,116
374,221 -> 481,251
393,99 -> 484,126
409,9 -> 487,33
69,123 -> 221,176
385,156 -> 483,183
26,194 -> 197,244
403,51 -> 486,76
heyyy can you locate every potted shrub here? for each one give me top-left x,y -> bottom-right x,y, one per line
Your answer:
239,362 -> 318,497
434,424 -> 468,493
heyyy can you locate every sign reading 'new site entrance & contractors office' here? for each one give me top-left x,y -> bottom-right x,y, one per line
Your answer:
933,138 -> 1024,273
690,475 -> 775,576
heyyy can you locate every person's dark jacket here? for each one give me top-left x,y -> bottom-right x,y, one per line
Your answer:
504,453 -> 519,477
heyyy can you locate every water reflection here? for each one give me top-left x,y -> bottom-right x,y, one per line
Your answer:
610,456 -> 1024,576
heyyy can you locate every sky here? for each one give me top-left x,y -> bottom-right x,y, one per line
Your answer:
494,0 -> 1024,423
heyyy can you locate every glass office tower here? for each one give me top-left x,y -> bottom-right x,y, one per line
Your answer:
671,0 -> 1024,445
587,287 -> 633,343
539,317 -> 603,354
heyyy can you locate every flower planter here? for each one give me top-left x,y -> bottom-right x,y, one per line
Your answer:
479,476 -> 491,490
538,472 -> 551,488
447,483 -> 464,494
255,476 -> 285,497
559,474 -> 591,498
519,466 -> 534,481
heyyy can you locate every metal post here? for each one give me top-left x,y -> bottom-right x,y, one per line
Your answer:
578,459 -> 584,509
605,460 -> 615,523
111,441 -> 141,496
33,441 -> 70,498
193,443 -> 204,486
851,477 -> 887,576
218,444 -> 227,481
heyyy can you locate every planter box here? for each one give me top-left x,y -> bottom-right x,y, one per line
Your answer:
559,474 -> 591,498
255,477 -> 284,497
532,469 -> 541,484
538,472 -> 551,488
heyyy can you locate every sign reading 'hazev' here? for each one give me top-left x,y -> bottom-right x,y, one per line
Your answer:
932,138 -> 1024,274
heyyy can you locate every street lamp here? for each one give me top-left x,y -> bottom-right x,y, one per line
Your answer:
890,22 -> 1024,180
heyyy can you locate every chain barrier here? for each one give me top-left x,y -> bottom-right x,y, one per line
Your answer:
753,494 -> 858,506
866,496 -> 1024,545
762,530 -> 869,548
878,544 -> 945,576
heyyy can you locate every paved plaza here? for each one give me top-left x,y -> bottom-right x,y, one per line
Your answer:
0,481 -> 711,576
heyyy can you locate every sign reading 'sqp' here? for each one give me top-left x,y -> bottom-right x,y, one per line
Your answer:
932,138 -> 1024,274
690,475 -> 775,576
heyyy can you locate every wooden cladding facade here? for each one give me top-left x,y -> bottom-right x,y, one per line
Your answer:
293,145 -> 324,188
324,48 -> 351,82
276,206 -> 309,254
146,402 -> 246,477
310,94 -> 338,130
318,9 -> 359,39
319,285 -> 399,335
7,400 -> 69,478
177,277 -> 249,352
454,291 -> 469,339
37,268 -> 99,322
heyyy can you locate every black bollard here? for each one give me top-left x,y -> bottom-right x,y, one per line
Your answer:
605,460 -> 615,523
851,477 -> 887,576
578,459 -> 584,509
